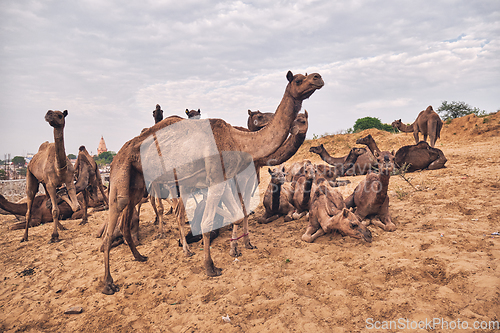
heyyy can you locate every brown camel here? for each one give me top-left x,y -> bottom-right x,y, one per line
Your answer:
186,109 -> 201,119
22,110 -> 81,243
309,144 -> 371,175
345,150 -> 396,232
391,105 -> 443,147
291,161 -> 316,219
258,167 -> 296,224
356,134 -> 381,155
302,178 -> 372,243
101,71 -> 324,294
247,109 -> 274,131
394,141 -> 447,172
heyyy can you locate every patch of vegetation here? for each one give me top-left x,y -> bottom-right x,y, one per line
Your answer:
436,101 -> 486,121
353,117 -> 396,133
94,151 -> 116,166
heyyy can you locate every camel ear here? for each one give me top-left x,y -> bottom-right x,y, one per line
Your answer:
304,110 -> 308,118
374,151 -> 380,158
342,208 -> 349,218
248,110 -> 252,115
63,110 -> 68,117
286,71 -> 294,83
268,168 -> 273,176
320,144 -> 324,148
391,150 -> 395,156
185,109 -> 189,115
198,109 -> 201,112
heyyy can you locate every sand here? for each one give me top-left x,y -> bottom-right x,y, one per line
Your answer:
1,113 -> 499,332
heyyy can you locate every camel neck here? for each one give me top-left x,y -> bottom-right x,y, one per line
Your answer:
300,177 -> 314,208
230,88 -> 302,160
257,132 -> 306,168
399,123 -> 414,133
271,181 -> 282,213
53,128 -> 67,170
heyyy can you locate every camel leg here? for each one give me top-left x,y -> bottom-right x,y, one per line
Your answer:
80,189 -> 89,225
149,195 -> 159,225
22,171 -> 39,242
203,231 -> 222,277
45,185 -> 63,243
428,157 -> 447,170
413,130 -> 419,144
302,225 -> 325,243
155,197 -> 166,239
258,214 -> 280,224
173,196 -> 194,257
122,202 -> 147,262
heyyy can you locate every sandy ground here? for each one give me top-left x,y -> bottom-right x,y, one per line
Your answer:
1,113 -> 499,332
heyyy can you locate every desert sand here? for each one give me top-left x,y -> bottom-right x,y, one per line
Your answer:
1,113 -> 499,332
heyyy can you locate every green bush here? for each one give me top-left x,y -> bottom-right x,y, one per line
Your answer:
353,117 -> 396,133
436,101 -> 486,121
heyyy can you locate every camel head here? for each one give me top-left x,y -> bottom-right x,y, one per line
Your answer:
268,166 -> 287,186
285,71 -> 324,101
186,109 -> 201,119
391,119 -> 403,131
309,144 -> 325,155
341,147 -> 366,175
374,150 -> 395,175
303,161 -> 316,180
247,110 -> 273,131
44,110 -> 67,128
334,208 -> 373,243
290,110 -> 308,136
355,134 -> 373,146
153,104 -> 164,124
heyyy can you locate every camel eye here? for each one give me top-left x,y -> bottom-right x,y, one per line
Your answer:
350,223 -> 358,229
295,79 -> 302,85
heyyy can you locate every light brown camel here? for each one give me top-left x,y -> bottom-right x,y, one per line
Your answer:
291,161 -> 316,219
391,105 -> 443,147
186,109 -> 201,119
101,71 -> 324,294
302,178 -> 372,243
22,110 -> 81,243
309,144 -> 371,175
247,109 -> 274,131
258,167 -> 296,224
394,141 -> 447,172
345,150 -> 396,232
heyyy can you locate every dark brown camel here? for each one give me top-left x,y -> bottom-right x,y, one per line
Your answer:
356,134 -> 381,155
22,110 -> 81,243
345,150 -> 396,232
258,167 -> 296,224
394,141 -> 447,172
302,178 -> 372,243
186,109 -> 201,119
100,71 -> 324,294
309,144 -> 371,175
247,110 -> 274,131
391,105 -> 443,147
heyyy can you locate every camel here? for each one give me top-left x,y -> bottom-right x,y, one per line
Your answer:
345,150 -> 396,232
356,134 -> 381,155
394,141 -> 447,172
258,167 -> 296,224
291,161 -> 316,219
101,71 -> 324,294
186,109 -> 201,119
302,178 -> 372,243
309,144 -> 372,175
22,110 -> 80,243
247,110 -> 274,131
391,105 -> 443,147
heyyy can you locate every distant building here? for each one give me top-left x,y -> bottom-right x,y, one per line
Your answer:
97,136 -> 108,156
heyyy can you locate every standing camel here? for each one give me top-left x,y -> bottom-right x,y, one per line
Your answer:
22,110 -> 81,243
392,105 -> 443,147
101,71 -> 324,294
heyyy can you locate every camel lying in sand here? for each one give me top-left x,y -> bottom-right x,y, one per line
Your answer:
309,144 -> 373,175
345,150 -> 396,232
258,167 -> 296,224
302,178 -> 372,243
391,105 -> 443,147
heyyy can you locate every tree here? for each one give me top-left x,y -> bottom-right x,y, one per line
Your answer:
12,156 -> 26,167
436,101 -> 486,121
353,117 -> 396,133
95,151 -> 116,166
67,153 -> 76,159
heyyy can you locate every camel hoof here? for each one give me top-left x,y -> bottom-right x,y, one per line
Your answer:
245,242 -> 256,250
184,250 -> 195,257
229,248 -> 242,257
49,237 -> 61,244
102,282 -> 120,295
206,266 -> 222,277
79,220 -> 88,226
20,238 -> 28,243
134,254 -> 148,262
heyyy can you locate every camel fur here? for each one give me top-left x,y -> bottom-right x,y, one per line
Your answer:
247,109 -> 274,131
302,178 -> 372,243
345,150 -> 397,232
391,105 -> 443,147
309,144 -> 373,175
100,71 -> 323,294
259,167 -> 296,224
394,141 -> 447,172
22,110 -> 81,243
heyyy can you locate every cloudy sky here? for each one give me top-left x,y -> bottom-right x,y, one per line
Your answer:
1,0 -> 498,158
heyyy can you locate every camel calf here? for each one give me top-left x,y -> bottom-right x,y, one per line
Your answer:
302,178 -> 372,243
259,167 -> 295,224
345,150 -> 396,232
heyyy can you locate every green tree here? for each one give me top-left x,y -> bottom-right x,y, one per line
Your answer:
95,151 -> 116,166
67,153 -> 76,159
12,156 -> 26,167
0,169 -> 5,180
353,117 -> 395,133
436,101 -> 486,121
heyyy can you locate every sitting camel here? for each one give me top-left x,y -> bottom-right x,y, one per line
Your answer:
309,144 -> 371,175
302,178 -> 372,243
247,109 -> 274,131
391,105 -> 443,147
394,141 -> 447,172
356,134 -> 381,155
345,150 -> 396,232
259,167 -> 296,224
186,109 -> 202,119
22,110 -> 81,243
